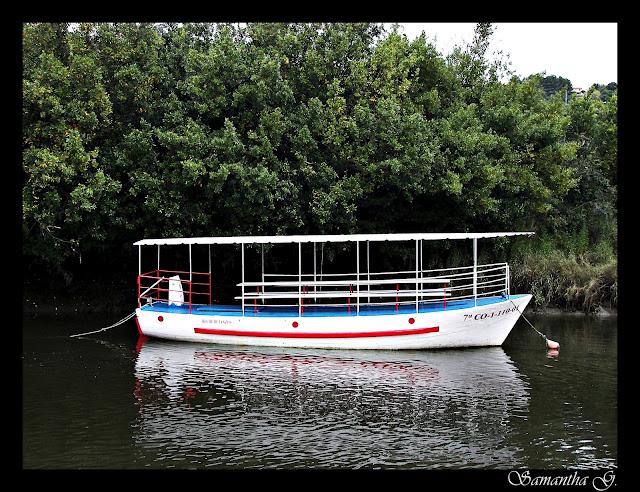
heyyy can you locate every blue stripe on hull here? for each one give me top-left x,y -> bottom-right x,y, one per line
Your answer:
140,294 -> 528,317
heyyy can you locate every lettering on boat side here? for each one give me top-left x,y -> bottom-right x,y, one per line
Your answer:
507,470 -> 615,490
201,319 -> 233,325
463,306 -> 518,321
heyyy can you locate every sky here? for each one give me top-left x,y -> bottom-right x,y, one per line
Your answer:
392,23 -> 617,89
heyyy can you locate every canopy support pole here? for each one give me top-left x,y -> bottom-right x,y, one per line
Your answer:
208,244 -> 212,305
241,243 -> 245,316
137,245 -> 141,308
420,239 -> 423,301
320,243 -> 324,283
157,245 -> 161,304
367,240 -> 370,303
473,238 -> 478,307
356,241 -> 360,315
298,242 -> 302,317
313,241 -> 317,302
415,240 -> 419,313
188,244 -> 193,313
261,244 -> 265,304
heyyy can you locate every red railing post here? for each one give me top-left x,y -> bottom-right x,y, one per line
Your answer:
155,269 -> 160,304
348,284 -> 352,314
396,283 -> 399,312
137,270 -> 221,308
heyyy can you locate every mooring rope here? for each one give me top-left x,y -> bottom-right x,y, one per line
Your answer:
69,310 -> 137,338
508,298 -> 549,341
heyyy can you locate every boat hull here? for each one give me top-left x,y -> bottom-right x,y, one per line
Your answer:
135,295 -> 531,350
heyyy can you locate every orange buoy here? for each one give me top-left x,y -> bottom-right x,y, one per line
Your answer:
508,299 -> 560,352
546,338 -> 560,350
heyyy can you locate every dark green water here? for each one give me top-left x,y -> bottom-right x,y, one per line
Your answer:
22,313 -> 617,469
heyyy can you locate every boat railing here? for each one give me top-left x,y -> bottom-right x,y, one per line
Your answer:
237,263 -> 510,314
137,269 -> 212,313
136,263 -> 510,316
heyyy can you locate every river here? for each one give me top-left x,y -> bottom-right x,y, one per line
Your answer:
22,313 -> 617,469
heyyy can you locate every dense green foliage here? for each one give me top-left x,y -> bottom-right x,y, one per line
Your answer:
23,23 -> 617,310
539,75 -> 572,98
589,82 -> 618,102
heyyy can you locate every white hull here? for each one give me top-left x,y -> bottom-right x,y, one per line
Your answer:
136,295 -> 532,350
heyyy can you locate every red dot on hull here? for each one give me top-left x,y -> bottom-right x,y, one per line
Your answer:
292,321 -> 299,328
408,317 -> 415,324
158,316 -> 164,322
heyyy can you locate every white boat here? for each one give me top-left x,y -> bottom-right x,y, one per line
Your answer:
134,232 -> 533,349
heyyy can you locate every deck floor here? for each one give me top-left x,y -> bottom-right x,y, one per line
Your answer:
140,294 -> 526,317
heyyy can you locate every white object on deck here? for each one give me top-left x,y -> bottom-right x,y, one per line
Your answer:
167,275 -> 184,306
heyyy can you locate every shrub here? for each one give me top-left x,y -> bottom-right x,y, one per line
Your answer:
511,249 -> 617,312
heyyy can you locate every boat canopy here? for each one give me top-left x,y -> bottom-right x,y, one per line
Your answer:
133,232 -> 534,247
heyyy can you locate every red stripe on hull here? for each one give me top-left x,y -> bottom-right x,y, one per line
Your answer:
193,326 -> 439,338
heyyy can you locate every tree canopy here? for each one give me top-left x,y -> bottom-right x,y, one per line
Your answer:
22,23 -> 617,283
539,75 -> 573,98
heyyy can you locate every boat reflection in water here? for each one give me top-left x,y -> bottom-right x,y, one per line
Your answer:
133,337 -> 531,468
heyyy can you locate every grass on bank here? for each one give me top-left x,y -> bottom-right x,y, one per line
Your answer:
511,246 -> 617,313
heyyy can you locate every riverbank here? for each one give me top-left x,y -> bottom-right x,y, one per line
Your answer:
23,282 -> 132,318
528,306 -> 617,317
510,250 -> 617,314
23,297 -> 132,317
23,248 -> 618,318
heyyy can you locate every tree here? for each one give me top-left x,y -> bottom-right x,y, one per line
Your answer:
539,75 -> 573,99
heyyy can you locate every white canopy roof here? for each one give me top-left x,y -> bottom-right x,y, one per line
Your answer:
134,232 -> 534,246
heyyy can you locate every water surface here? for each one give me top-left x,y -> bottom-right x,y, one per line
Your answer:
22,313 -> 617,469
